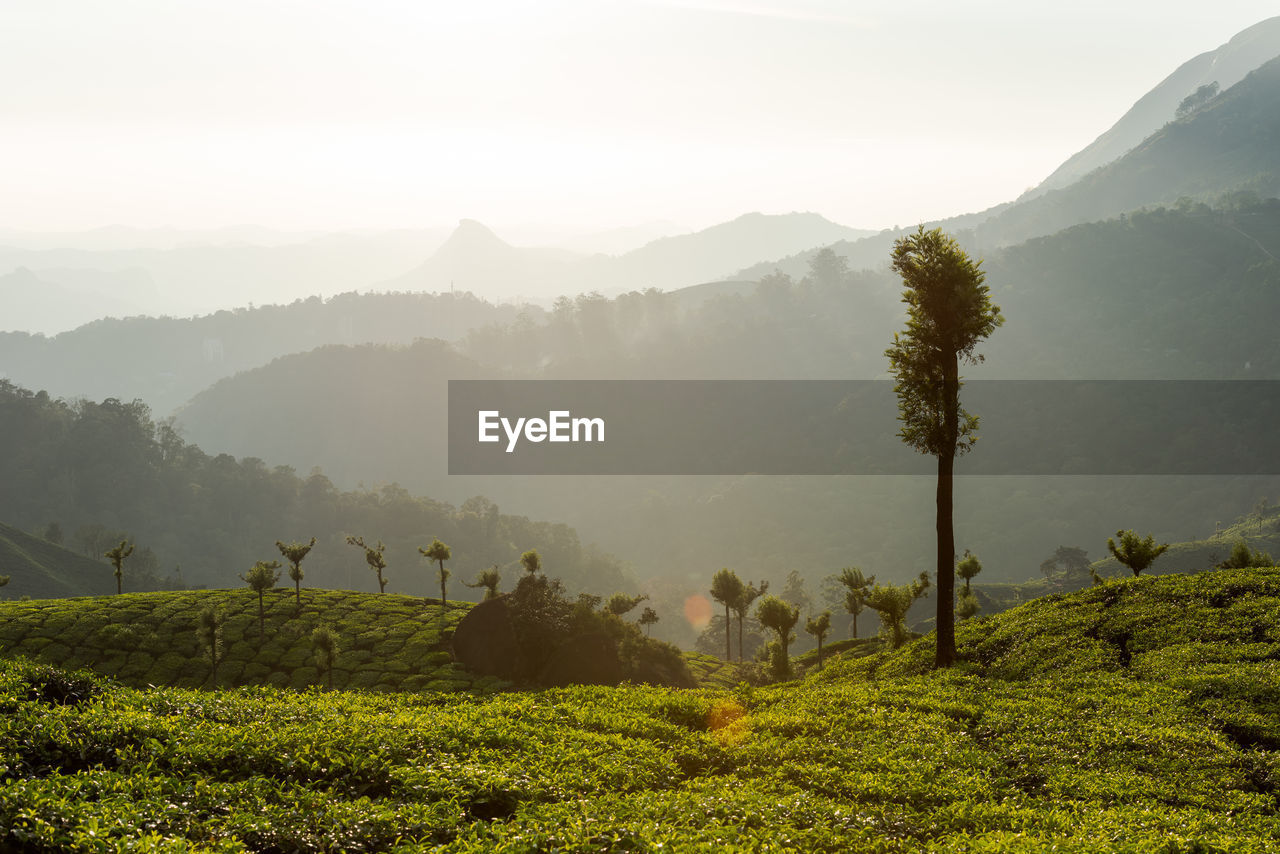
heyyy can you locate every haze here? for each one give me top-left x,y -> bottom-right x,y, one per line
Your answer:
4,0 -> 1277,235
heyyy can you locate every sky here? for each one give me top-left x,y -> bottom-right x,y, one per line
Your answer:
3,1 -> 1279,236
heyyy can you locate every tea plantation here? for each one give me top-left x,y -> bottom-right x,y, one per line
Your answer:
1,568 -> 1277,851
0,589 -> 499,694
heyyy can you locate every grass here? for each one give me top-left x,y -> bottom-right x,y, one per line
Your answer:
0,567 -> 1276,850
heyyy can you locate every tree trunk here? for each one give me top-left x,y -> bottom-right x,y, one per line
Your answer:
294,578 -> 301,606
851,611 -> 858,640
935,378 -> 958,666
258,592 -> 266,639
725,604 -> 732,661
737,613 -> 744,662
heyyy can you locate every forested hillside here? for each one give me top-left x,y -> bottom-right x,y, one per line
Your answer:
0,379 -> 628,597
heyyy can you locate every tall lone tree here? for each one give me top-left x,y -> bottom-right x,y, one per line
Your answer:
710,569 -> 746,662
419,537 -> 452,610
885,226 -> 1003,667
731,579 -> 769,662
240,559 -> 282,639
346,536 -> 389,593
276,537 -> 317,607
104,539 -> 135,595
837,567 -> 875,639
1107,530 -> 1169,577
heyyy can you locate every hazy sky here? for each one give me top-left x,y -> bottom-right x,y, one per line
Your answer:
3,1 -> 1278,235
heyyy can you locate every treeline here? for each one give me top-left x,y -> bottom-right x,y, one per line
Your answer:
0,379 -> 628,596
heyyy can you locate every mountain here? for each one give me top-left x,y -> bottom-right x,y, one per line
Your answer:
741,29 -> 1280,280
171,201 -> 1280,609
382,212 -> 874,300
0,267 -> 148,336
1035,16 -> 1280,194
0,291 -> 530,416
0,229 -> 447,324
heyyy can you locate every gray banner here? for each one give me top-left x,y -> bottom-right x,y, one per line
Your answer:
447,380 -> 1280,475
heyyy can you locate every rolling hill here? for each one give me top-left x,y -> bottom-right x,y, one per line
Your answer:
0,567 -> 1276,850
0,522 -> 117,600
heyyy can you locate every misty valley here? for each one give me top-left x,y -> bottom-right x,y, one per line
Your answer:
3,10 -> 1280,853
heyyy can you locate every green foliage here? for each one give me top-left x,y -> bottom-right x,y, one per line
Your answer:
1218,540 -> 1274,570
1107,529 -> 1170,577
276,537 -> 316,606
347,536 -> 389,594
955,588 -> 980,621
863,572 -> 931,650
755,594 -> 800,680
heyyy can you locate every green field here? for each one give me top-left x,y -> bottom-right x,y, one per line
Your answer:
1,568 -> 1277,851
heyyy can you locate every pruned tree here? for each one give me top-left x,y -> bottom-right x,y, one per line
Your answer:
837,567 -> 875,639
885,226 -> 1003,667
710,568 -> 745,662
104,540 -> 135,595
195,606 -> 224,688
311,626 -> 339,690
805,611 -> 832,670
755,594 -> 801,680
276,537 -> 317,607
419,537 -> 452,610
240,559 -> 282,639
1106,530 -> 1169,577
464,565 -> 503,600
956,589 -> 980,622
731,579 -> 768,663
604,592 -> 649,617
863,572 -> 931,649
638,606 -> 659,636
956,549 -> 982,593
346,535 -> 388,593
